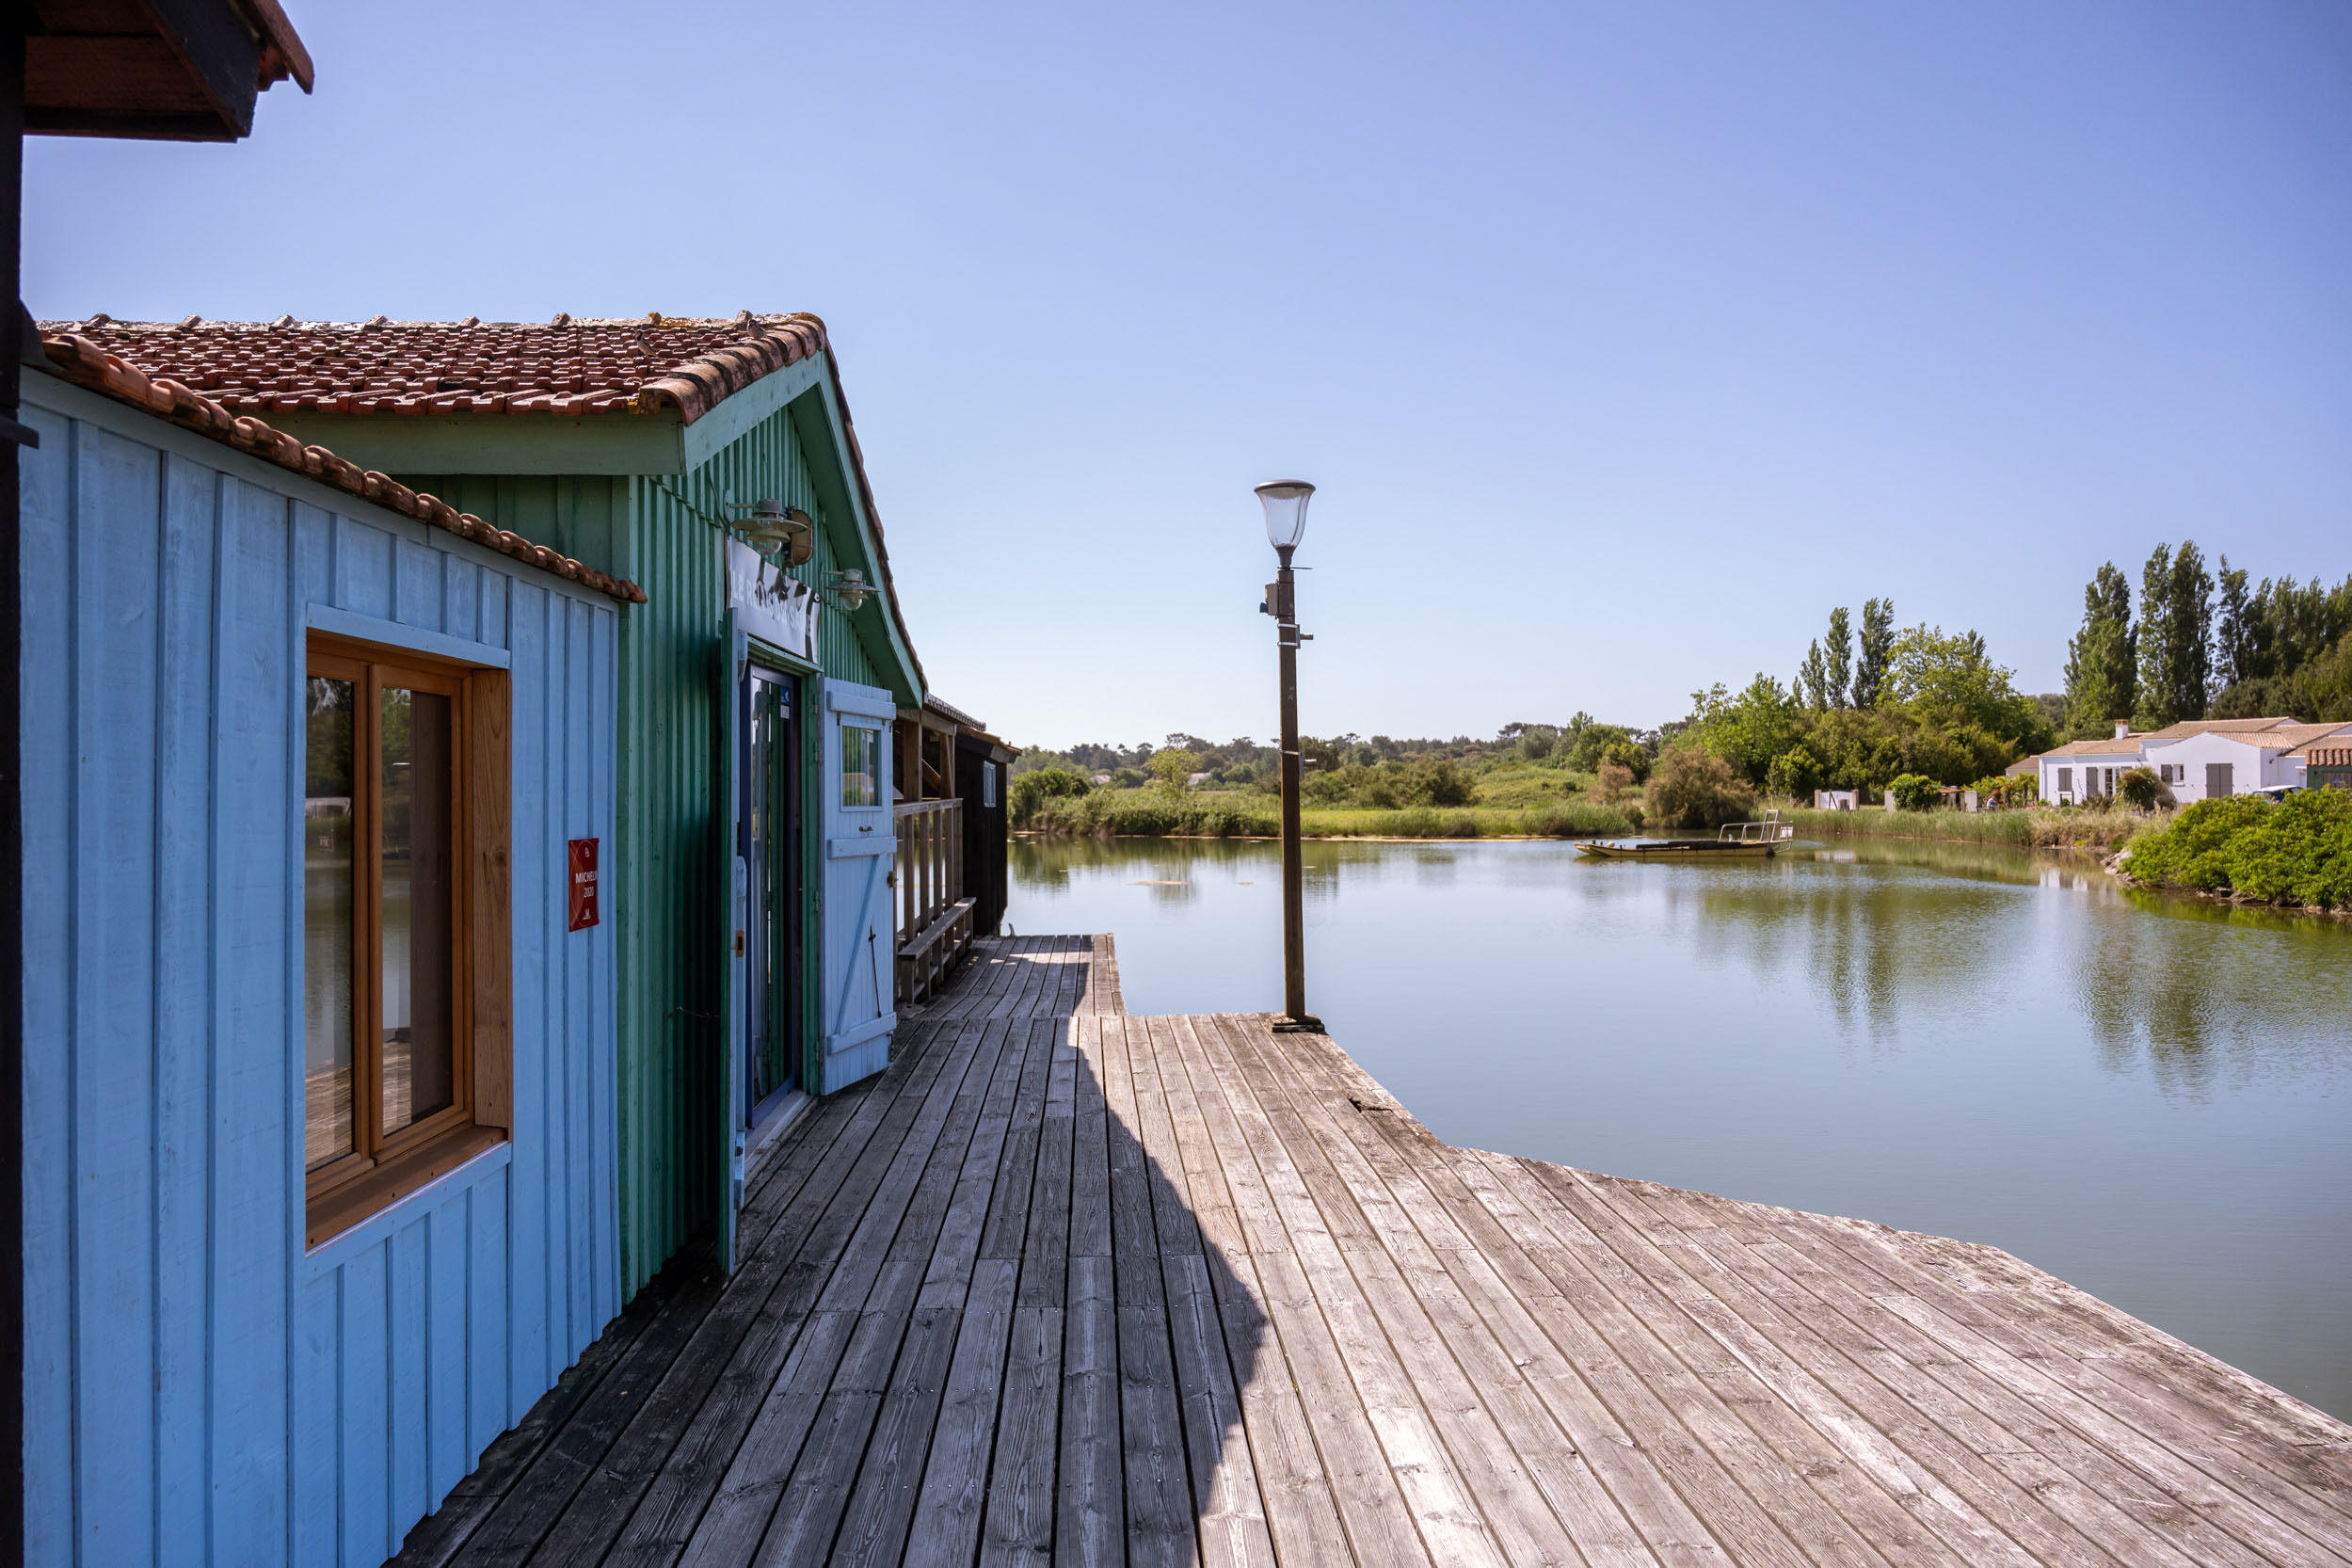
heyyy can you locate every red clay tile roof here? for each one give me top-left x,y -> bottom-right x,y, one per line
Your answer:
45,310 -> 929,693
41,312 -> 829,424
36,332 -> 648,604
2282,728 -> 2352,761
2036,737 -> 2150,759
2137,716 -> 2297,741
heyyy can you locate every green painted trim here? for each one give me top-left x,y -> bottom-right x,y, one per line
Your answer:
746,636 -> 820,677
785,372 -> 923,704
680,359 -> 827,472
258,410 -> 687,475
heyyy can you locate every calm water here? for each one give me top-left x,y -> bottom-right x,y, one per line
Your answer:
1008,834 -> 2352,1420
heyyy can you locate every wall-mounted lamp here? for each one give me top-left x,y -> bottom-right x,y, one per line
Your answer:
828,568 -> 875,613
726,499 -> 814,566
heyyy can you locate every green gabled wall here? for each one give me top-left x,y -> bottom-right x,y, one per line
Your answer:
396,371 -> 921,1297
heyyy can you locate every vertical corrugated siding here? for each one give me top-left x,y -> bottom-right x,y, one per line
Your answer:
404,389 -> 907,1299
612,469 -> 723,1293
22,378 -> 621,1568
600,403 -> 896,1294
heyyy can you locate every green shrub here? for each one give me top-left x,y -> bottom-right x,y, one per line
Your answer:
1766,744 -> 1823,799
1009,765 -> 1090,826
2125,790 -> 2352,906
2116,766 -> 2168,812
1145,747 -> 1200,794
1599,741 -> 1652,783
1643,746 -> 1757,829
1416,757 -> 1476,807
1887,774 -> 1942,812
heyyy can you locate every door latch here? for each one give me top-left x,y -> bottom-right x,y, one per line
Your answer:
732,929 -> 745,957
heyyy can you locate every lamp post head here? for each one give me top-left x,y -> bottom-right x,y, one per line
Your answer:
1255,480 -> 1315,553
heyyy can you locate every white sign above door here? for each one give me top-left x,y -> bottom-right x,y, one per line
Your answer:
727,538 -> 820,664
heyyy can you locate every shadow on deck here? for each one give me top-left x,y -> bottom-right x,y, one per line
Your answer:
396,934 -> 2352,1568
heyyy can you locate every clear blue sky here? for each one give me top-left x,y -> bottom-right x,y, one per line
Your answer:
29,2 -> 2352,749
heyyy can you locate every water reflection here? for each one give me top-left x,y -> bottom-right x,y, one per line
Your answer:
1009,832 -> 2352,1419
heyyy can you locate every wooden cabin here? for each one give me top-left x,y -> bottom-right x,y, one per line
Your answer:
22,335 -> 632,1566
52,314 -> 936,1296
889,695 -> 1013,1002
955,723 -> 1016,936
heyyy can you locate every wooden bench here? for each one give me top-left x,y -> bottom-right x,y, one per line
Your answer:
897,895 -> 975,1004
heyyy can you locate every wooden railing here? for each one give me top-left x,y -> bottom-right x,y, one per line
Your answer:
894,799 -> 974,1002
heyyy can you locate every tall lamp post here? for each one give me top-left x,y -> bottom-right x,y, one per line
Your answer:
1256,480 -> 1324,1034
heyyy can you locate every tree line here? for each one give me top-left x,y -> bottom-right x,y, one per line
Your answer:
2062,544 -> 2352,736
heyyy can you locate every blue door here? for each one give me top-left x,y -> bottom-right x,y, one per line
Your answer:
819,680 -> 897,1093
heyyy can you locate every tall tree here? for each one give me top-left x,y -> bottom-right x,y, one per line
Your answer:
1851,598 -> 1894,709
2136,540 -> 2214,728
1823,606 -> 1852,708
2063,562 -> 2136,737
2216,557 -> 2254,689
1796,641 -> 1829,710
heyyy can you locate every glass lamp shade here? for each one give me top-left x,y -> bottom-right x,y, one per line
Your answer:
1255,480 -> 1315,551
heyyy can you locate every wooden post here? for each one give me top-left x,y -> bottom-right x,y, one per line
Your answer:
1272,549 -> 1321,1033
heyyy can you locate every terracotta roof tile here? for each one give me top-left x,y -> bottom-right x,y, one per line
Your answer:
44,311 -> 927,694
39,313 -> 830,426
2281,728 -> 2352,761
35,332 -> 648,605
2038,737 -> 2150,759
2138,716 -> 2298,741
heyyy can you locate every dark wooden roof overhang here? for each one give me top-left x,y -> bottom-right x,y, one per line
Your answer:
24,0 -> 314,142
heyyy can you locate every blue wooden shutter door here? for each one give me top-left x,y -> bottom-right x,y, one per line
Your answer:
819,680 -> 896,1093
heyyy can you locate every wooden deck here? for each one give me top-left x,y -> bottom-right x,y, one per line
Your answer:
397,934 -> 2352,1568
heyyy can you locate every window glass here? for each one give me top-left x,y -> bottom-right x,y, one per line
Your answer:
982,761 -> 999,809
305,677 -> 358,1172
381,685 -> 456,1135
841,724 -> 879,808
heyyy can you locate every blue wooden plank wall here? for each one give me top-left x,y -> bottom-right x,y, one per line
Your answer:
18,374 -> 622,1568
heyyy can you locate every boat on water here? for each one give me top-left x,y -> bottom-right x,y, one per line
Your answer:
1577,810 -> 1797,860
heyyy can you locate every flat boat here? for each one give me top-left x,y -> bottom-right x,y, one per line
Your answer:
1578,811 -> 1795,860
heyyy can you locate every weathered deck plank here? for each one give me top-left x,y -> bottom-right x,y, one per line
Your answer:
403,935 -> 2352,1568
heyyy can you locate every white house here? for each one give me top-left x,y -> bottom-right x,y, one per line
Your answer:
2031,716 -> 2352,806
2037,721 -> 2150,805
2139,717 -> 2352,801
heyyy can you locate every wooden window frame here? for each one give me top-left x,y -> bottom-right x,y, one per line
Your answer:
304,631 -> 512,1248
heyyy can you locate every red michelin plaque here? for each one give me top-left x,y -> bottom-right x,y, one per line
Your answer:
568,838 -> 600,932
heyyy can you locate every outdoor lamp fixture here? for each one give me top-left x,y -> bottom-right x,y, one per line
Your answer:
1257,479 -> 1312,554
1256,479 -> 1323,1034
828,567 -> 875,613
728,499 -> 814,566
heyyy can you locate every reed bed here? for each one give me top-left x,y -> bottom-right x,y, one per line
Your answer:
1773,803 -> 2159,851
1020,792 -> 1633,840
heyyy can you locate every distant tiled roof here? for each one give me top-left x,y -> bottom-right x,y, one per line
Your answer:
2304,746 -> 2352,768
2280,727 -> 2352,761
40,312 -> 829,424
2137,716 -> 2298,741
2037,737 -> 2149,759
36,333 -> 648,604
